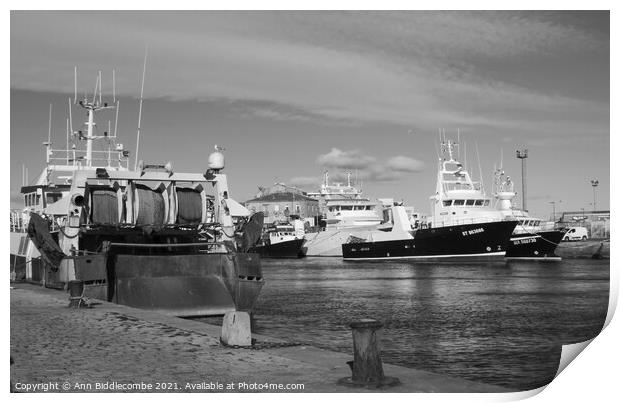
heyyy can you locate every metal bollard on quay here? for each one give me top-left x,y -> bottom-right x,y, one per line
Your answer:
338,319 -> 400,388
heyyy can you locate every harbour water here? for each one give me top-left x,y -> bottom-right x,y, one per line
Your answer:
203,257 -> 608,391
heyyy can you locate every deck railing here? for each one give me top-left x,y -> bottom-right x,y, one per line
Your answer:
9,211 -> 27,232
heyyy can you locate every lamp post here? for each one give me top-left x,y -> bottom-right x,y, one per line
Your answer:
590,179 -> 599,212
549,200 -> 562,222
516,149 -> 528,211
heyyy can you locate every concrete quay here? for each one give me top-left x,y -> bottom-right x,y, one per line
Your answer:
555,240 -> 610,259
10,283 -> 511,393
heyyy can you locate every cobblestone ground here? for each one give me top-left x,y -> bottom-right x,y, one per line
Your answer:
11,284 -> 508,393
10,286 -> 339,393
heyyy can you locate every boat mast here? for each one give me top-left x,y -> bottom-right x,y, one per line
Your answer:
85,103 -> 95,166
134,46 -> 148,171
45,103 -> 52,165
76,70 -> 116,167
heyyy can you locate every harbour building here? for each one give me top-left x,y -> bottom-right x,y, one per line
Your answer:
244,183 -> 320,225
556,210 -> 610,239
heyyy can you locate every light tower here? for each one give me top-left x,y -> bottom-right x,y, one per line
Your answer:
590,179 -> 599,212
516,148 -> 528,211
549,200 -> 562,222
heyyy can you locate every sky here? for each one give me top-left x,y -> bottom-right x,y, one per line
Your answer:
9,10 -> 610,218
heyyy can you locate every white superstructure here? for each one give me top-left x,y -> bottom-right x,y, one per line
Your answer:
428,139 -> 504,228
304,171 -> 386,256
492,166 -> 554,234
307,171 -> 383,228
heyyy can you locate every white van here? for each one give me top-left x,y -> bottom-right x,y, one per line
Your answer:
562,227 -> 589,241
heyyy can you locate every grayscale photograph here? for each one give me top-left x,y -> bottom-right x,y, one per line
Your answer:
9,9 -> 611,394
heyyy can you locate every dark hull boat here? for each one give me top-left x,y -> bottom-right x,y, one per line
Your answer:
249,238 -> 306,258
342,138 -> 518,262
70,242 -> 262,317
505,230 -> 564,260
342,220 -> 517,261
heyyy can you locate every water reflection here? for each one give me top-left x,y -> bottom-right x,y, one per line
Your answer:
214,258 -> 608,390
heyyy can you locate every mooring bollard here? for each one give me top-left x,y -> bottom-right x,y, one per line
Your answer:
591,242 -> 604,259
68,280 -> 85,308
338,319 -> 399,388
220,311 -> 252,347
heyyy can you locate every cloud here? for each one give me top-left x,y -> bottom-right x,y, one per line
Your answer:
359,165 -> 404,183
386,156 -> 425,172
9,11 -> 609,141
289,176 -> 320,188
312,148 -> 423,184
316,148 -> 376,169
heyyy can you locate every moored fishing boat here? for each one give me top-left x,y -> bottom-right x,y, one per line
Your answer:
493,167 -> 563,260
10,69 -> 264,316
342,138 -> 517,261
304,171 -> 387,256
249,220 -> 306,258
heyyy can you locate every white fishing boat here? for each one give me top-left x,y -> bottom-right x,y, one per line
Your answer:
304,171 -> 386,256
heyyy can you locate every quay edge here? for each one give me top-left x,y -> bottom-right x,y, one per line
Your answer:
11,283 -> 512,393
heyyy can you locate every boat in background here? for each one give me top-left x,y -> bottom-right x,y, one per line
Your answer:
9,68 -> 264,316
304,171 -> 387,256
342,138 -> 517,261
493,167 -> 563,260
249,219 -> 306,258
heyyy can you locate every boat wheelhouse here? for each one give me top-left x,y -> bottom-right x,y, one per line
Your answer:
428,139 -> 504,228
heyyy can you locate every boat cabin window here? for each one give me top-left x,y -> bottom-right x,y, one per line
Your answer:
24,193 -> 39,207
443,200 -> 452,207
365,206 -> 373,210
341,206 -> 353,211
474,200 -> 484,206
484,200 -> 490,206
444,183 -> 473,192
465,200 -> 475,206
46,192 -> 63,204
453,200 -> 465,206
